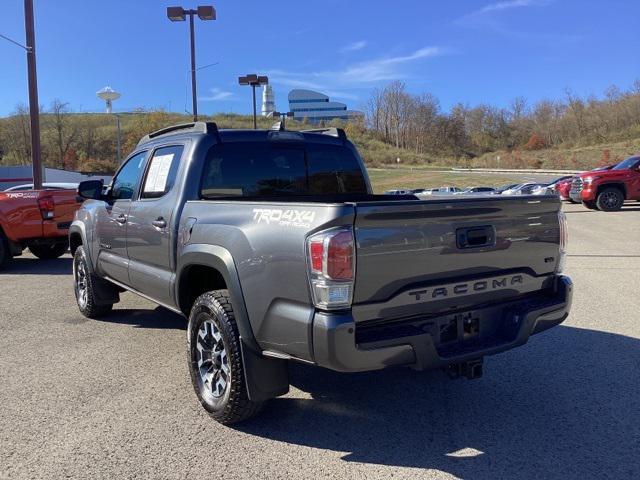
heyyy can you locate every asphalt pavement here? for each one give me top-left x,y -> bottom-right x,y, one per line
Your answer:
1,201 -> 639,480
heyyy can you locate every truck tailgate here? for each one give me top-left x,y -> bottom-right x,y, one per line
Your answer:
351,196 -> 561,321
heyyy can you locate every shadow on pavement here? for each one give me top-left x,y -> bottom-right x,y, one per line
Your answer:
0,256 -> 72,275
239,326 -> 640,479
93,306 -> 186,330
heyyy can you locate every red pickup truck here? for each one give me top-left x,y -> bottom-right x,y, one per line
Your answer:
0,189 -> 81,269
569,156 -> 640,211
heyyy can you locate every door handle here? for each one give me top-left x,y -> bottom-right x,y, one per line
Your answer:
152,217 -> 167,229
115,214 -> 127,224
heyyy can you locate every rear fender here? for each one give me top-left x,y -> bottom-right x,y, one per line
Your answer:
178,244 -> 289,402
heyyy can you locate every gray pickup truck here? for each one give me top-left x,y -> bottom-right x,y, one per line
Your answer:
70,122 -> 572,424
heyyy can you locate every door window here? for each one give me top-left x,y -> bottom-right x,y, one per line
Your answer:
111,151 -> 147,201
141,145 -> 184,199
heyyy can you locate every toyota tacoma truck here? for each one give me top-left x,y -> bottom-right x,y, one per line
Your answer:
569,155 -> 640,210
0,188 -> 80,269
70,122 -> 573,424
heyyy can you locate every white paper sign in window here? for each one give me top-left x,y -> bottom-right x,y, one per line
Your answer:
144,153 -> 174,193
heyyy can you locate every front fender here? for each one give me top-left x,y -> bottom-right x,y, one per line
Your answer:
69,220 -> 92,268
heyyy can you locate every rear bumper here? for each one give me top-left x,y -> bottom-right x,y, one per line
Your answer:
312,275 -> 573,372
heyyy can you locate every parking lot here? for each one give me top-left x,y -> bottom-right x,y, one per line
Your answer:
1,202 -> 639,480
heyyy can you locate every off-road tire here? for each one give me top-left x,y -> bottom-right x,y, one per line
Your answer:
187,290 -> 264,425
583,200 -> 598,210
30,241 -> 68,260
0,230 -> 11,270
73,246 -> 113,318
596,187 -> 624,212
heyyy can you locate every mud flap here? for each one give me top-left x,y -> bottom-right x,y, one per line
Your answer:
240,339 -> 289,402
93,276 -> 120,306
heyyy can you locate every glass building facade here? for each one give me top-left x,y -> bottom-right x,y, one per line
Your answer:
287,89 -> 363,123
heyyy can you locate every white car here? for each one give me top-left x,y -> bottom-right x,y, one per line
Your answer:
421,186 -> 462,196
384,189 -> 412,195
457,186 -> 497,195
501,182 -> 543,195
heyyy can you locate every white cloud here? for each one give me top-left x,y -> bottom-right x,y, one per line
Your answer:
342,46 -> 445,82
340,40 -> 367,53
266,46 -> 447,95
478,0 -> 538,14
200,87 -> 234,101
457,0 -> 550,23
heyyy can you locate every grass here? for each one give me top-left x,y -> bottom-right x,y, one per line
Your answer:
366,168 -> 550,193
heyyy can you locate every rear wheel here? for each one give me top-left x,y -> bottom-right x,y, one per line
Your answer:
0,230 -> 11,270
596,187 -> 624,212
73,246 -> 113,318
187,290 -> 264,424
29,241 -> 68,260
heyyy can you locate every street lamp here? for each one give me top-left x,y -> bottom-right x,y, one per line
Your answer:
1,0 -> 44,188
167,5 -> 216,122
97,86 -> 122,164
272,111 -> 294,131
238,74 -> 268,129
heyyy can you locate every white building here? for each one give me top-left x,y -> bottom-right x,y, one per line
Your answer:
261,85 -> 276,116
288,89 -> 363,123
0,166 -> 111,191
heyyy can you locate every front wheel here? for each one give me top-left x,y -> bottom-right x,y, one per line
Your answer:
73,246 -> 113,318
583,200 -> 598,210
187,290 -> 264,425
596,187 -> 624,212
29,241 -> 68,260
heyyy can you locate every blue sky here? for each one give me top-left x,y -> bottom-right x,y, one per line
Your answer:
1,0 -> 639,116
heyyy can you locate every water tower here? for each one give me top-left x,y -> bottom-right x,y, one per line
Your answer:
97,86 -> 121,113
96,86 -> 123,163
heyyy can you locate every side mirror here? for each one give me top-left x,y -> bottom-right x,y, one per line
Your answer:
77,180 -> 104,200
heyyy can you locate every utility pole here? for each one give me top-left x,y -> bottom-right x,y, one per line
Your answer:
24,0 -> 43,189
188,12 -> 197,121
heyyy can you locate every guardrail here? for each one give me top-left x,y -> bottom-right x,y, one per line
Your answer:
450,167 -> 582,175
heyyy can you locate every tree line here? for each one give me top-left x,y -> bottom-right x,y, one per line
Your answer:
365,80 -> 640,159
1,80 -> 640,173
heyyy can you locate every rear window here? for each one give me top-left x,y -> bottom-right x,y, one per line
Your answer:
200,142 -> 367,198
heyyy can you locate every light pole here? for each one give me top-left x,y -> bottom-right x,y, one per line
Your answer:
167,5 -> 216,122
0,0 -> 45,188
238,74 -> 268,129
272,111 -> 294,131
97,86 -> 122,164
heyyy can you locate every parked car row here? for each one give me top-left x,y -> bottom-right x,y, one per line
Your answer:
384,156 -> 640,212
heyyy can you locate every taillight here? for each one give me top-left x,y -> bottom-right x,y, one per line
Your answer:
557,211 -> 568,273
306,227 -> 355,309
38,196 -> 55,220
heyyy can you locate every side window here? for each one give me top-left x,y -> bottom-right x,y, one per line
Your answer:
141,145 -> 184,199
111,151 -> 147,201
